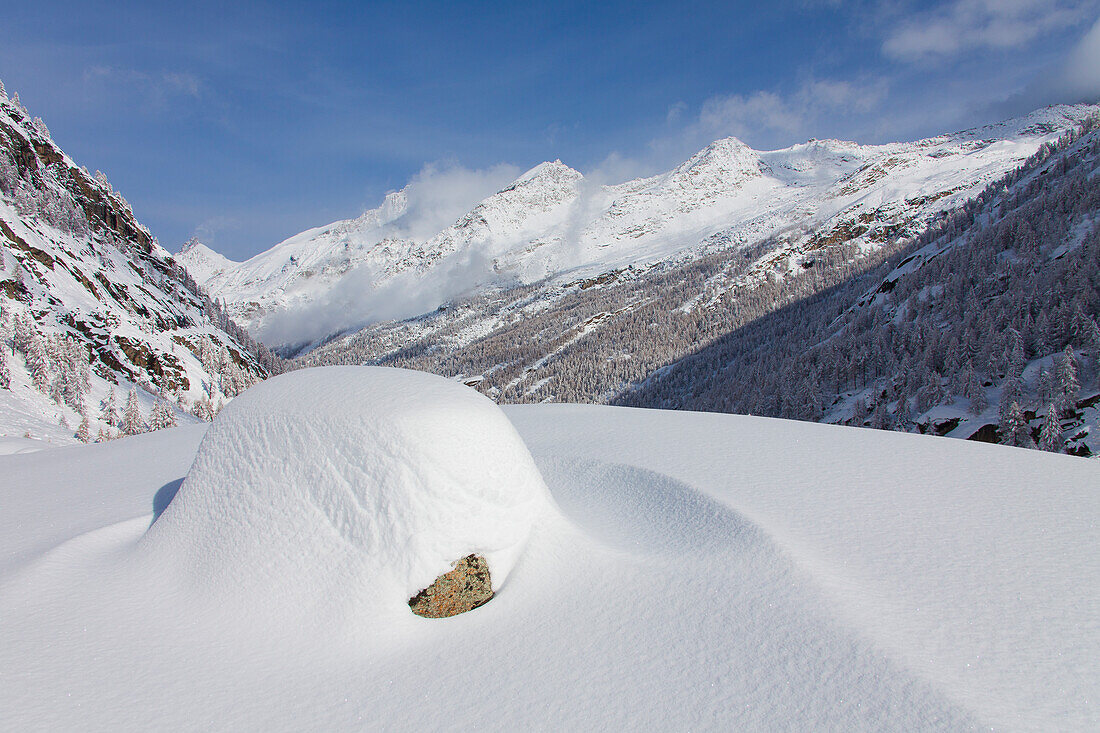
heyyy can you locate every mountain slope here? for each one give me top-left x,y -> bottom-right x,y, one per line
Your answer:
0,85 -> 276,445
616,118 -> 1100,456
182,105 -> 1100,351
300,110 -> 1100,460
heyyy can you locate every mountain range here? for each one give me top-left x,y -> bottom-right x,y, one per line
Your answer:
180,104 -> 1100,352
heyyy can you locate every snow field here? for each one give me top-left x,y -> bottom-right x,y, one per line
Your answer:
0,393 -> 1097,730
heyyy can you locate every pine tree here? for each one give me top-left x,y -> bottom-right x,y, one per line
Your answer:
894,395 -> 913,431
121,388 -> 144,436
1055,345 -> 1079,416
870,396 -> 893,431
998,374 -> 1024,427
0,350 -> 9,389
149,398 -> 177,431
1001,401 -> 1034,449
24,332 -> 50,392
100,387 -> 118,427
1084,317 -> 1100,381
75,416 -> 91,443
1005,329 -> 1025,377
851,397 -> 867,425
964,366 -> 987,415
1037,366 -> 1055,406
1037,406 -> 1062,453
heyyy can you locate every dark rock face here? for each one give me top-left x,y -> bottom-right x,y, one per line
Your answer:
408,554 -> 494,618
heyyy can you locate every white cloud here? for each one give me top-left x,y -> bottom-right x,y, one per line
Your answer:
996,14 -> 1100,111
585,77 -> 891,186
1057,14 -> 1100,99
691,78 -> 890,149
192,215 -> 241,248
256,247 -> 501,350
247,160 -> 523,347
82,66 -> 203,110
883,0 -> 1096,61
391,161 -> 521,241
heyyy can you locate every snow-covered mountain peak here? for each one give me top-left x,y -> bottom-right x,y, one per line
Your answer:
175,238 -> 237,282
667,136 -> 764,189
377,188 -> 408,223
513,159 -> 583,186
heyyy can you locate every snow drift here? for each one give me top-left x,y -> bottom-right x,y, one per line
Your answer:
2,403 -> 1098,729
142,366 -> 549,621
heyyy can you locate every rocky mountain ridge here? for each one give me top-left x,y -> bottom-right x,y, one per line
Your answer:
0,84 -> 275,443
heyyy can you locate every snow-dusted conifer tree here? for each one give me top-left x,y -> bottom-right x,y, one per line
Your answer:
149,398 -> 177,431
1037,407 -> 1062,453
24,332 -> 50,392
1055,346 -> 1079,416
100,387 -> 118,427
191,395 -> 214,422
75,415 -> 91,444
870,396 -> 893,431
0,350 -> 9,389
998,374 -> 1024,427
121,388 -> 144,436
850,397 -> 867,424
1001,402 -> 1034,449
894,395 -> 913,431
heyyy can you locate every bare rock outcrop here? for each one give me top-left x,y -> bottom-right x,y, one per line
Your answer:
408,555 -> 494,618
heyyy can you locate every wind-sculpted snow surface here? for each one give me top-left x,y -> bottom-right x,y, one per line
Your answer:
143,367 -> 548,622
0,403 -> 1097,730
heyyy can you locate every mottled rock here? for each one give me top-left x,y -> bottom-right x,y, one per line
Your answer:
408,554 -> 494,618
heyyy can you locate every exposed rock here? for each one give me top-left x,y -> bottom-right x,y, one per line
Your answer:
409,554 -> 494,618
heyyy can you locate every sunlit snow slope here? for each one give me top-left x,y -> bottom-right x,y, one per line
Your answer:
1,400 -> 1096,731
181,105 -> 1100,348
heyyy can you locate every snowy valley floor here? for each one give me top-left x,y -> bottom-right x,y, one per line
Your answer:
1,405 -> 1098,730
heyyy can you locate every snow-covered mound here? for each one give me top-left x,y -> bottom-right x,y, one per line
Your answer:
143,366 -> 548,621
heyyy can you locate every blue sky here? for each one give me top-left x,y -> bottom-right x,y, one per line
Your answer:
2,0 -> 1099,259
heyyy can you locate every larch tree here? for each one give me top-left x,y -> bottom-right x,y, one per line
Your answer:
100,387 -> 118,427
149,398 -> 177,431
24,332 -> 50,392
1056,345 -> 1079,416
75,415 -> 91,444
1001,401 -> 1034,449
1037,406 -> 1062,453
121,388 -> 144,436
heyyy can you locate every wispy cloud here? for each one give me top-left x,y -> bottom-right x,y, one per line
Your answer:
683,78 -> 889,152
391,161 -> 522,241
192,215 -> 242,249
995,14 -> 1100,112
883,0 -> 1097,61
82,66 -> 202,110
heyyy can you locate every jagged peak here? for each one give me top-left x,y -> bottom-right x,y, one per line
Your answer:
665,136 -> 765,188
513,159 -> 584,186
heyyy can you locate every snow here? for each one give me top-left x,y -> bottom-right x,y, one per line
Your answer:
1,388 -> 1098,730
143,367 -> 548,623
